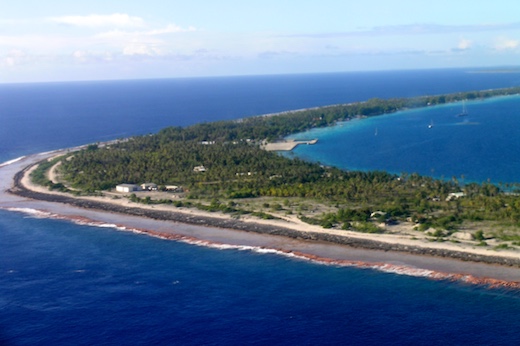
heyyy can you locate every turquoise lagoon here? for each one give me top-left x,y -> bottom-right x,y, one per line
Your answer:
289,95 -> 520,184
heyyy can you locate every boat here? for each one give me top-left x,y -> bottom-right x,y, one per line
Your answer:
456,100 -> 468,117
428,120 -> 433,128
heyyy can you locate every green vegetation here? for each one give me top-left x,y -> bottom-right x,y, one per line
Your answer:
41,87 -> 520,244
30,156 -> 70,192
30,157 -> 59,186
473,230 -> 485,241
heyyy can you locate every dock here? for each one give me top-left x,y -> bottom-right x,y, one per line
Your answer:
263,139 -> 318,151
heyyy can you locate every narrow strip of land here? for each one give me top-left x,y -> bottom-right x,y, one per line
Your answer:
2,152 -> 520,288
8,152 -> 520,268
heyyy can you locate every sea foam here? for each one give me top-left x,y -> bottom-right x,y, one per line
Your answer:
0,156 -> 26,168
3,205 -> 519,290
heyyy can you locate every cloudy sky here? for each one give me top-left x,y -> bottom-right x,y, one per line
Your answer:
2,0 -> 520,83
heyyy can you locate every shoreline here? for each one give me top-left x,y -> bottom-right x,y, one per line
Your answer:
9,172 -> 520,267
4,205 -> 520,290
9,159 -> 520,268
2,152 -> 520,289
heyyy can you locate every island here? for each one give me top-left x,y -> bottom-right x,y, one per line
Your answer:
6,87 -> 520,289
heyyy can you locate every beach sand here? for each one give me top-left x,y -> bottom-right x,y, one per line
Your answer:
2,151 -> 520,288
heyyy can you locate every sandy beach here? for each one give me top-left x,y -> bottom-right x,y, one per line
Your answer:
2,150 -> 520,288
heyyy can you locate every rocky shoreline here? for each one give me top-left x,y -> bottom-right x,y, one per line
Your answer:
9,162 -> 520,268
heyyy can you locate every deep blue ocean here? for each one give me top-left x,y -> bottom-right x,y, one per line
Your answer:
2,69 -> 520,345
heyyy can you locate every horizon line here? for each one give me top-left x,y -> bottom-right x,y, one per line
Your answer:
3,65 -> 520,86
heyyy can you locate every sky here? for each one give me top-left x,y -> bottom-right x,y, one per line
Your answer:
2,0 -> 520,83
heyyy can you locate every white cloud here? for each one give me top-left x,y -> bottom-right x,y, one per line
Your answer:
123,44 -> 161,56
49,13 -> 144,28
0,20 -> 198,67
494,37 -> 520,51
458,38 -> 472,50
97,24 -> 197,40
72,50 -> 90,62
71,50 -> 115,63
285,22 -> 520,39
1,49 -> 27,67
93,24 -> 197,57
146,24 -> 197,35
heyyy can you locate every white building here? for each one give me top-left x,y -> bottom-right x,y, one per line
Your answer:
141,183 -> 158,191
116,184 -> 140,193
165,185 -> 182,192
446,192 -> 466,201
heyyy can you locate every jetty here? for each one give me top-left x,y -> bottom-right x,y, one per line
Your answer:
263,139 -> 318,151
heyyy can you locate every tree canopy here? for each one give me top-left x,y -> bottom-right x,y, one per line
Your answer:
55,87 -> 520,234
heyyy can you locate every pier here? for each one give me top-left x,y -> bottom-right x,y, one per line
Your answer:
263,139 -> 318,151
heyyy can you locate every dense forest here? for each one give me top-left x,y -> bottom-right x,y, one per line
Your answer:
46,87 -> 520,239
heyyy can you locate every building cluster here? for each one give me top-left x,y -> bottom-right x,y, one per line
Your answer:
115,183 -> 182,193
116,164 -> 210,193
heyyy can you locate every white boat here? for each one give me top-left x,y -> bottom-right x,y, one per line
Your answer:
456,100 -> 468,117
428,120 -> 433,128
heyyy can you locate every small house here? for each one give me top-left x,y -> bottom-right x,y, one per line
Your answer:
446,192 -> 466,201
193,165 -> 207,172
165,185 -> 182,192
141,183 -> 158,191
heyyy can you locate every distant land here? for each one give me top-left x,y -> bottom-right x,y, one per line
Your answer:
468,68 -> 520,74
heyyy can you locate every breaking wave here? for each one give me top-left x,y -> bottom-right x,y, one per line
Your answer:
0,156 -> 26,168
3,206 -> 520,291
